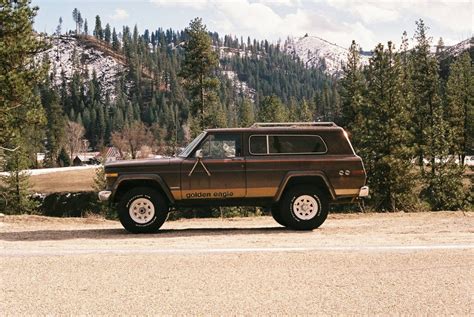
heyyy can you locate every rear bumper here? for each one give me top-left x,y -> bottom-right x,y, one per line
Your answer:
358,186 -> 369,198
98,190 -> 112,202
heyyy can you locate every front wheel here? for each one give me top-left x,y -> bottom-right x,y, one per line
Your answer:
279,186 -> 328,230
118,187 -> 169,233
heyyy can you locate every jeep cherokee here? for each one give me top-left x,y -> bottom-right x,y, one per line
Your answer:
99,122 -> 368,233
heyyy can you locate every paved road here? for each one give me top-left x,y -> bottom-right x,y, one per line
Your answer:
1,212 -> 473,315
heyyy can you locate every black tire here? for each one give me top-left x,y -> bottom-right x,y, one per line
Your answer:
279,186 -> 328,230
271,204 -> 287,227
118,187 -> 169,233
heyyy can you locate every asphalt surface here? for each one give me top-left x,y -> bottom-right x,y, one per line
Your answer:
1,212 -> 473,315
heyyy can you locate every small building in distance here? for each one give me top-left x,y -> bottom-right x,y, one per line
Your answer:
72,152 -> 101,166
101,147 -> 122,163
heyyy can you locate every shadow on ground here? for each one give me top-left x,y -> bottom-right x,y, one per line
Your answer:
0,226 -> 302,242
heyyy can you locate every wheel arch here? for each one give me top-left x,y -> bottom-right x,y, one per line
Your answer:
274,172 -> 335,202
111,174 -> 175,204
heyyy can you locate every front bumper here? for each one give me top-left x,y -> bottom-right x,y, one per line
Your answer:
358,186 -> 369,198
98,190 -> 112,202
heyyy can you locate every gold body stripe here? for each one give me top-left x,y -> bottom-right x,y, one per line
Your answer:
171,188 -> 360,200
334,189 -> 359,196
171,190 -> 182,200
246,187 -> 278,198
171,187 -> 278,200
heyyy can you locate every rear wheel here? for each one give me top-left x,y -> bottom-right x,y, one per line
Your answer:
271,204 -> 287,227
118,187 -> 168,233
280,186 -> 328,230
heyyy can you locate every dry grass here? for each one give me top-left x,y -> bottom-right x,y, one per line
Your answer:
29,168 -> 97,193
6,165 -> 473,195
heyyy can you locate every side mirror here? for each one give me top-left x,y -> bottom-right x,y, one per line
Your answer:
195,149 -> 203,159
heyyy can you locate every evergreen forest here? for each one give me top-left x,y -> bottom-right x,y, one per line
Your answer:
0,1 -> 472,213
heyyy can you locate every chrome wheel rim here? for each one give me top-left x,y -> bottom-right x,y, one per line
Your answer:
293,195 -> 318,220
129,198 -> 155,224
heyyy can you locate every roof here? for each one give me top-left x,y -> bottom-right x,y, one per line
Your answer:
104,147 -> 121,158
205,122 -> 342,133
74,152 -> 100,161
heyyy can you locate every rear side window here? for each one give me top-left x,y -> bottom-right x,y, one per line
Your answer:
249,135 -> 327,155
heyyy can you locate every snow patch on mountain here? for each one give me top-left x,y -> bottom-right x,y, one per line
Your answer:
284,35 -> 369,76
439,37 -> 473,57
41,36 -> 126,100
222,70 -> 256,101
217,46 -> 261,59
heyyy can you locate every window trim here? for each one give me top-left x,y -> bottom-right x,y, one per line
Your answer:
248,134 -> 328,156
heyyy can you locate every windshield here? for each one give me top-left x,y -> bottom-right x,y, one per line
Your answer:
178,132 -> 206,158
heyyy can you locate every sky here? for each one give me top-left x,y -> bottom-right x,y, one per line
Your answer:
32,0 -> 473,50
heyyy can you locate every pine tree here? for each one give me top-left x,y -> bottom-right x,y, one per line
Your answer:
112,27 -> 120,51
446,52 -> 473,163
257,95 -> 288,122
409,21 -> 466,210
435,37 -> 445,55
0,145 -> 38,214
398,31 -> 414,116
299,99 -> 314,122
287,98 -> 299,122
93,15 -> 103,40
72,8 -> 79,34
104,23 -> 111,44
40,79 -> 66,167
0,0 -> 47,212
239,98 -> 254,127
57,147 -> 71,167
422,99 -> 466,210
180,18 -> 219,131
362,42 -> 416,211
77,11 -> 83,34
84,19 -> 88,35
339,40 -> 365,132
56,16 -> 62,36
411,19 -> 437,171
0,0 -> 48,152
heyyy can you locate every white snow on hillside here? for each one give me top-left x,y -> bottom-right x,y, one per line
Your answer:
440,37 -> 472,57
217,46 -> 261,59
222,70 -> 256,101
41,36 -> 126,100
284,35 -> 369,76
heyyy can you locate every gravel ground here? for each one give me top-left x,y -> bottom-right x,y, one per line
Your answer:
0,212 -> 473,315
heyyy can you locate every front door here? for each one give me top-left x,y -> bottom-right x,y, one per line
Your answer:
180,133 -> 246,200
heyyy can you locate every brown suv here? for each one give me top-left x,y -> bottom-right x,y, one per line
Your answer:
99,122 -> 368,233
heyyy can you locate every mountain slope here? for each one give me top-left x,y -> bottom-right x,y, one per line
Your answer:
284,35 -> 369,76
42,35 -> 126,99
438,37 -> 473,57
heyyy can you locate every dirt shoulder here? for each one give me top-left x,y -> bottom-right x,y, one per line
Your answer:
1,211 -> 472,252
1,212 -> 473,315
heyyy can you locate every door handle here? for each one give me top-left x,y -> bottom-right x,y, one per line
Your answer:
231,157 -> 244,161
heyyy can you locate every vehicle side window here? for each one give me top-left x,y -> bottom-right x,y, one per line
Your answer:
196,134 -> 241,158
269,135 -> 326,154
249,136 -> 267,154
249,134 -> 327,155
